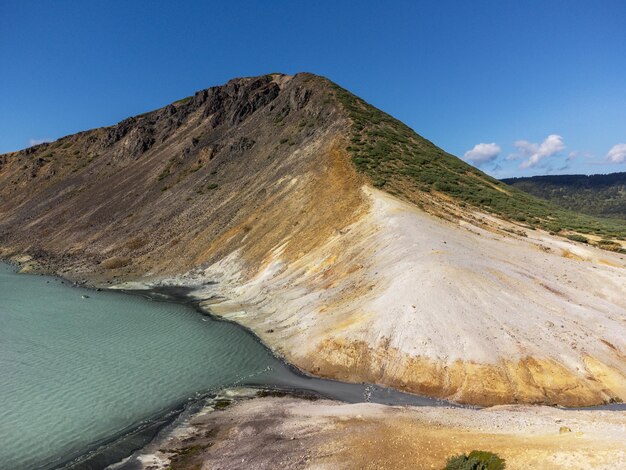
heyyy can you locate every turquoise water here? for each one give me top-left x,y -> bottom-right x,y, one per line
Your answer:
0,263 -> 450,469
0,264 -> 290,469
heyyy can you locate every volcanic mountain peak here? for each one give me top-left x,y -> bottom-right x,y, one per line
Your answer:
1,73 -> 626,406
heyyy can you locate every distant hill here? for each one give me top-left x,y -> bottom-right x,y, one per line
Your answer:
502,172 -> 626,220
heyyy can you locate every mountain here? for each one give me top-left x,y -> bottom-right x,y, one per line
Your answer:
1,73 -> 625,406
503,172 -> 626,220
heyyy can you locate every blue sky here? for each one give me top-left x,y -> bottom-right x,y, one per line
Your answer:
1,1 -> 625,178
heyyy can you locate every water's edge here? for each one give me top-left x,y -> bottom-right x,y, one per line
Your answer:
2,261 -> 625,470
0,262 -> 458,470
124,283 -> 626,410
55,284 -> 461,469
121,284 -> 462,404
85,279 -> 626,469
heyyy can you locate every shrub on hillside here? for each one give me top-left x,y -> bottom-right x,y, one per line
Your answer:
566,234 -> 589,243
444,450 -> 506,470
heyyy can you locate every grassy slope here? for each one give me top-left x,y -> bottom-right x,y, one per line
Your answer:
327,80 -> 626,240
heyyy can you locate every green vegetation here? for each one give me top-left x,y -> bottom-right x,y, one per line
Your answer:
330,82 -> 626,238
597,239 -> 624,252
445,450 -> 506,470
206,183 -> 219,190
212,398 -> 232,410
503,173 -> 626,220
566,234 -> 589,243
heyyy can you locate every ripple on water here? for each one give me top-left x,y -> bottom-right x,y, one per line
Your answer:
0,264 -> 282,469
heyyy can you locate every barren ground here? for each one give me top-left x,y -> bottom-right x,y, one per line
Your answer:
126,390 -> 626,470
149,187 -> 626,406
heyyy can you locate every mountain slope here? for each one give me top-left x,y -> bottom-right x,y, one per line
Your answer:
1,73 -> 625,406
503,172 -> 626,220
0,74 -> 363,280
334,85 -> 626,239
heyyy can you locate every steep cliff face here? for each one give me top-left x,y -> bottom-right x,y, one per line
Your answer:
2,73 -> 625,406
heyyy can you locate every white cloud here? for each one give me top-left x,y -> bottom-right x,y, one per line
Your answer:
606,143 -> 626,163
463,142 -> 501,165
28,138 -> 52,147
511,134 -> 565,169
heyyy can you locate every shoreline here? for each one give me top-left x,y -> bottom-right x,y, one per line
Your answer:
124,286 -> 462,401
0,261 -> 458,470
5,258 -> 626,413
120,279 -> 626,411
108,387 -> 626,470
83,270 -> 626,467
2,259 -> 626,468
106,387 -> 334,470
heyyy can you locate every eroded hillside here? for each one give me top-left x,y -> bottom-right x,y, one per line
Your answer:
0,73 -> 365,281
2,73 -> 625,406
